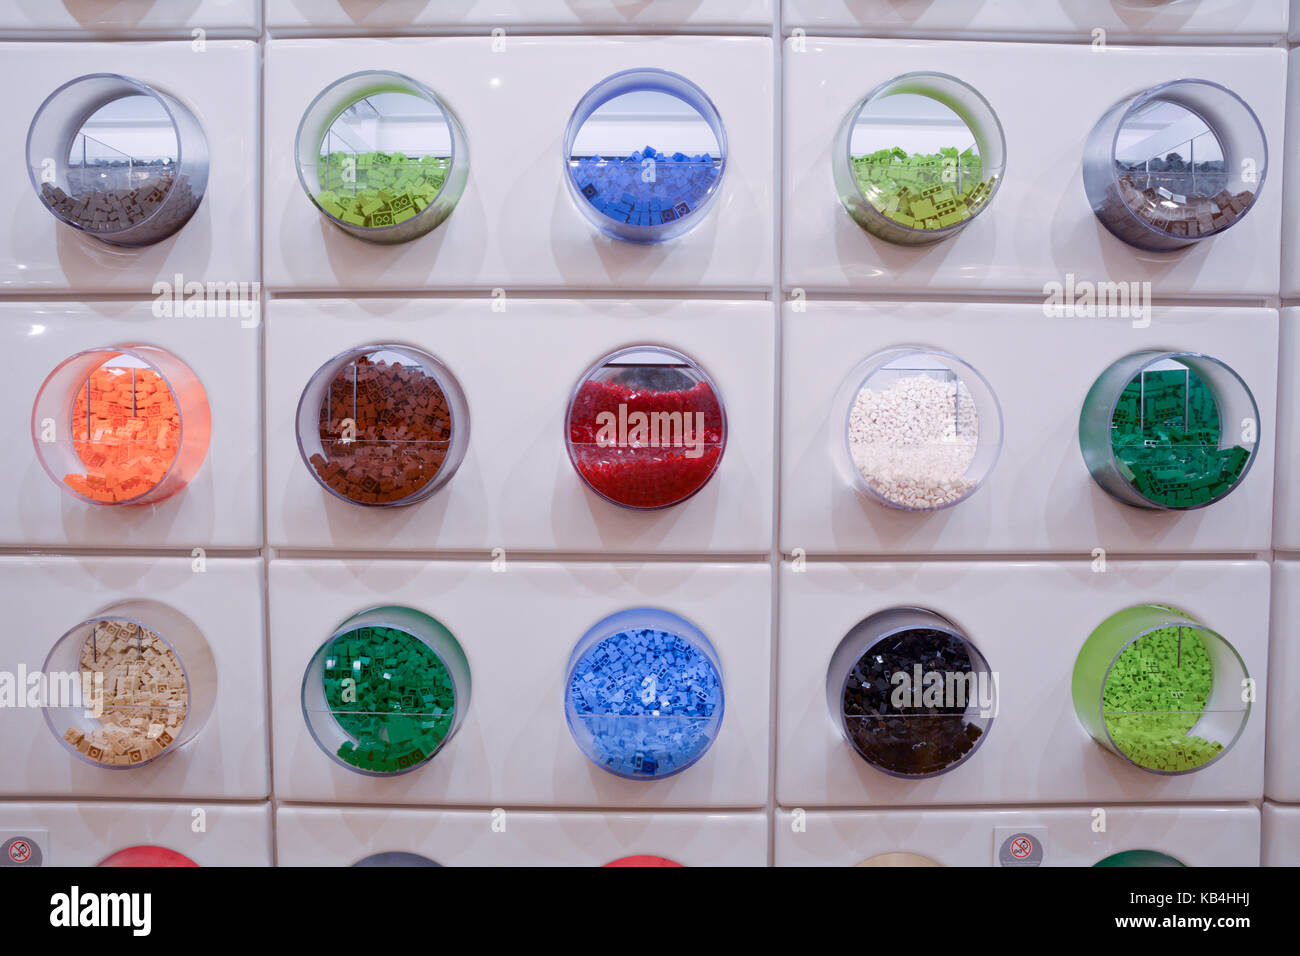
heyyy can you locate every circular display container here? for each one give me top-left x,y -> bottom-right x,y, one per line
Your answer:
604,856 -> 684,867
1072,604 -> 1250,775
353,852 -> 442,867
296,71 -> 469,245
42,600 -> 216,770
827,607 -> 996,778
563,69 -> 727,243
565,608 -> 725,780
1094,850 -> 1186,867
833,72 -> 1006,246
565,345 -> 727,510
32,345 -> 211,506
302,606 -> 471,776
296,344 -> 469,508
1079,350 -> 1259,511
99,846 -> 198,867
834,347 -> 1003,512
856,853 -> 943,867
27,74 -> 208,246
1083,79 -> 1267,252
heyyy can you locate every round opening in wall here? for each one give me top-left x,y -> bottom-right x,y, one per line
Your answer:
42,601 -> 216,770
1094,850 -> 1186,867
835,347 -> 1002,512
353,852 -> 443,867
604,855 -> 685,867
565,345 -> 727,510
31,345 -> 211,506
302,606 -> 470,776
98,846 -> 198,867
563,69 -> 727,243
827,607 -> 995,778
833,72 -> 1005,246
565,608 -> 724,780
1079,350 -> 1258,510
296,344 -> 469,508
27,74 -> 208,246
856,853 -> 943,867
1083,79 -> 1267,251
1072,605 -> 1250,775
295,71 -> 469,245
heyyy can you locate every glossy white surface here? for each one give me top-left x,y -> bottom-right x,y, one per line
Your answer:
784,39 -> 1284,297
777,560 -> 1269,806
265,298 -> 773,553
269,559 -> 771,808
0,41 -> 259,293
264,37 -> 774,292
0,556 -> 269,801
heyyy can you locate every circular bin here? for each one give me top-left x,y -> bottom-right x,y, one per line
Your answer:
856,853 -> 943,867
604,856 -> 684,867
833,72 -> 1005,246
827,607 -> 996,778
353,852 -> 442,867
99,846 -> 198,867
42,600 -> 216,770
834,347 -> 1002,511
1079,350 -> 1259,510
565,608 -> 725,780
32,345 -> 211,506
1072,604 -> 1250,774
565,345 -> 727,510
1094,850 -> 1186,867
27,74 -> 208,246
296,344 -> 469,507
1083,79 -> 1267,251
295,70 -> 469,244
563,69 -> 727,243
302,606 -> 471,776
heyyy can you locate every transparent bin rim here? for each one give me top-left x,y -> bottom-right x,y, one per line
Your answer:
26,73 -> 196,240
561,67 -> 729,244
827,605 -> 996,779
294,69 -> 467,242
1073,604 -> 1251,776
565,343 -> 729,511
41,601 -> 215,770
835,345 -> 1004,512
1079,348 -> 1261,511
31,344 -> 210,507
564,607 -> 726,780
1098,78 -> 1268,247
301,605 -> 471,778
835,71 -> 1007,244
295,342 -> 471,508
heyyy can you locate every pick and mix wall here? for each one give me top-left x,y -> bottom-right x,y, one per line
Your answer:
1,0 -> 1299,868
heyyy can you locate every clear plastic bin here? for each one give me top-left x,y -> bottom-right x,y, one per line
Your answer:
1082,79 -> 1267,251
27,73 -> 208,246
302,606 -> 471,776
41,600 -> 216,770
1079,350 -> 1259,510
295,71 -> 469,244
565,345 -> 727,510
31,345 -> 211,506
833,72 -> 1006,246
565,608 -> 725,780
563,69 -> 727,243
834,347 -> 1002,511
827,606 -> 996,777
1072,604 -> 1250,775
295,344 -> 469,508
